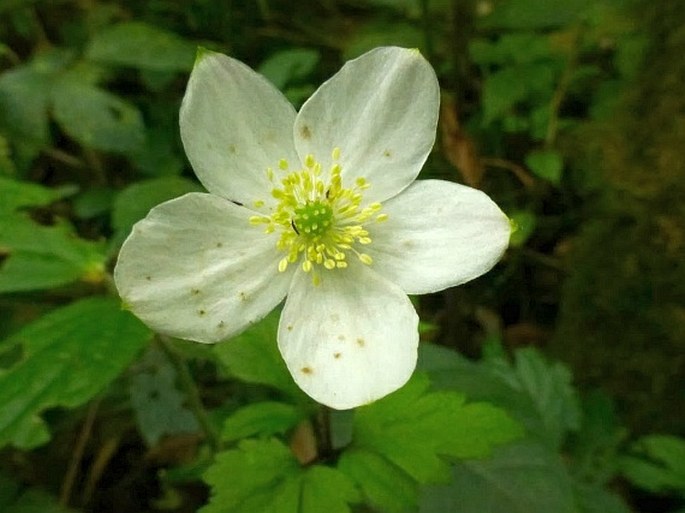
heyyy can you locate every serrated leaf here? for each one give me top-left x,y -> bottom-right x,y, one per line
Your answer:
129,348 -> 200,446
419,344 -> 580,450
0,297 -> 151,449
112,177 -> 202,244
86,22 -> 195,72
213,309 -> 304,400
525,149 -> 564,184
0,215 -> 106,293
51,78 -> 145,152
505,348 -> 581,448
222,401 -> 302,443
620,435 -> 685,493
202,438 -> 358,513
352,374 -> 523,484
338,449 -> 419,513
420,439 -> 576,513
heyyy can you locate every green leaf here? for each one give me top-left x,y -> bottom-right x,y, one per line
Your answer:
482,68 -> 529,124
505,348 -> 581,447
480,0 -> 592,29
0,49 -> 71,144
258,48 -> 320,90
86,22 -> 195,72
620,435 -> 685,493
221,401 -> 303,443
420,439 -> 576,513
525,149 -> 564,184
0,215 -> 106,293
338,449 -> 419,513
214,309 -> 304,400
202,438 -> 359,513
573,482 -> 632,513
418,344 -> 580,451
112,177 -> 202,245
51,78 -> 145,152
129,348 -> 200,446
509,210 -> 537,247
352,374 -> 523,484
0,177 -> 69,215
0,297 -> 151,449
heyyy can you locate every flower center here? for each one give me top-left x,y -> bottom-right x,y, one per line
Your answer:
249,148 -> 387,284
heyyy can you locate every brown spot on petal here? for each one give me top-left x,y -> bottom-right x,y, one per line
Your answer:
301,366 -> 313,375
228,144 -> 237,154
239,291 -> 248,301
383,149 -> 392,157
334,352 -> 342,359
191,288 -> 200,296
145,276 -> 152,281
337,334 -> 346,341
218,321 -> 225,328
356,337 -> 366,347
287,324 -> 293,331
198,309 -> 206,316
216,242 -> 223,248
299,125 -> 312,139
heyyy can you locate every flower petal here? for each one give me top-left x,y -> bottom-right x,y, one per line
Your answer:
293,47 -> 440,204
278,263 -> 419,409
180,49 -> 299,204
367,180 -> 511,294
114,192 -> 292,343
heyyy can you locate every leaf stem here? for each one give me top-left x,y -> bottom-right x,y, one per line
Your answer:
157,336 -> 221,452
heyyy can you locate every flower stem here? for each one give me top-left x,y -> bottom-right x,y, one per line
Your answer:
157,336 -> 222,452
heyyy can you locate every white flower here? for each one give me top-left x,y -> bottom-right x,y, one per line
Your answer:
114,46 -> 511,410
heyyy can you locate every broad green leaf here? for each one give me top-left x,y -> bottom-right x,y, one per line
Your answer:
573,482 -> 632,513
0,297 -> 151,449
525,149 -> 564,184
352,374 -> 523,484
338,449 -> 419,513
420,439 -> 576,513
470,34 -> 553,66
0,215 -> 106,293
112,177 -> 203,244
129,348 -> 200,446
480,0 -> 592,29
258,48 -> 320,90
482,68 -> 528,124
202,438 -> 359,513
214,309 -> 304,400
222,401 -> 302,443
0,49 -> 72,144
51,78 -> 145,153
620,435 -> 685,493
343,21 -> 423,60
5,489 -> 75,513
73,187 -> 116,219
0,176 -> 70,215
86,22 -> 195,72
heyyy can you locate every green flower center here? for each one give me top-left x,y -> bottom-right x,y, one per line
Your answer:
249,148 -> 388,284
293,200 -> 333,237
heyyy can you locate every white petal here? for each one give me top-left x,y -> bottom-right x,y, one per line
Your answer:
367,180 -> 511,294
278,263 -> 419,409
180,49 -> 299,205
114,193 -> 292,343
293,47 -> 440,204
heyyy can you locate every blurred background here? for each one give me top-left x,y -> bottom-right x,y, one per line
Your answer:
0,0 -> 683,512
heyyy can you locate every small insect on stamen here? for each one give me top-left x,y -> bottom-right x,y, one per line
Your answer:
291,220 -> 300,235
